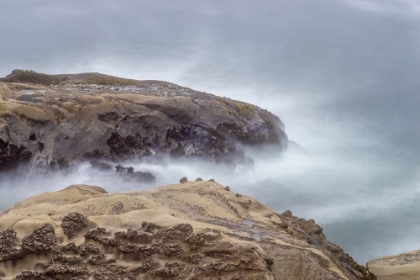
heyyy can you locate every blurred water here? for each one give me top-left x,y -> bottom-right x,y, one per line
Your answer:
1,0 -> 420,265
1,145 -> 419,264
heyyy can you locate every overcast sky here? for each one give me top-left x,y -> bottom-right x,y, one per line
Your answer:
1,0 -> 420,264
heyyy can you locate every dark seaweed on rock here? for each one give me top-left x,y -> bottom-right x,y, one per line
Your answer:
0,69 -> 288,172
0,139 -> 32,171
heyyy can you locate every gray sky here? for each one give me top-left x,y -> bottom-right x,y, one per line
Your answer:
1,0 -> 420,264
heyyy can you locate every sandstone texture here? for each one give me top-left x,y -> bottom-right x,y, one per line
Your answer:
0,181 -> 375,279
367,250 -> 420,280
0,70 -> 287,172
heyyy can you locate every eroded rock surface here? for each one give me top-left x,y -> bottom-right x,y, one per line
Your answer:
367,250 -> 420,280
61,212 -> 88,238
0,70 -> 287,173
0,182 -> 374,279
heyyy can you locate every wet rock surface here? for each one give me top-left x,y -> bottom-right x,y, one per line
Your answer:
0,139 -> 32,171
0,70 -> 288,174
0,182 -> 375,280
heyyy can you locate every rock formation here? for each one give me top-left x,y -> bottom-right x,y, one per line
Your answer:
0,70 -> 287,174
0,181 -> 375,279
367,250 -> 420,280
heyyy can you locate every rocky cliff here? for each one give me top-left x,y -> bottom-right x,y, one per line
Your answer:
0,180 -> 375,280
0,70 -> 287,173
367,250 -> 420,280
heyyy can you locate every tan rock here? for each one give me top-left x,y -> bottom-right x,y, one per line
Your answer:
0,70 -> 288,171
0,181 -> 373,280
368,250 -> 420,280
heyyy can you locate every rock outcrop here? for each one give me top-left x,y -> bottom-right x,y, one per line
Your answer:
0,181 -> 374,279
61,212 -> 88,238
0,70 -> 287,173
367,250 -> 420,280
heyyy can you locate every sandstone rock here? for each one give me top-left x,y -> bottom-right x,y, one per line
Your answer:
61,212 -> 88,238
60,242 -> 80,254
0,182 -> 374,280
282,210 -> 293,217
21,224 -> 57,253
0,228 -> 16,252
273,221 -> 288,229
367,250 -> 420,280
0,70 -> 288,173
110,201 -> 125,215
141,221 -> 158,232
113,164 -> 156,183
115,228 -> 154,244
